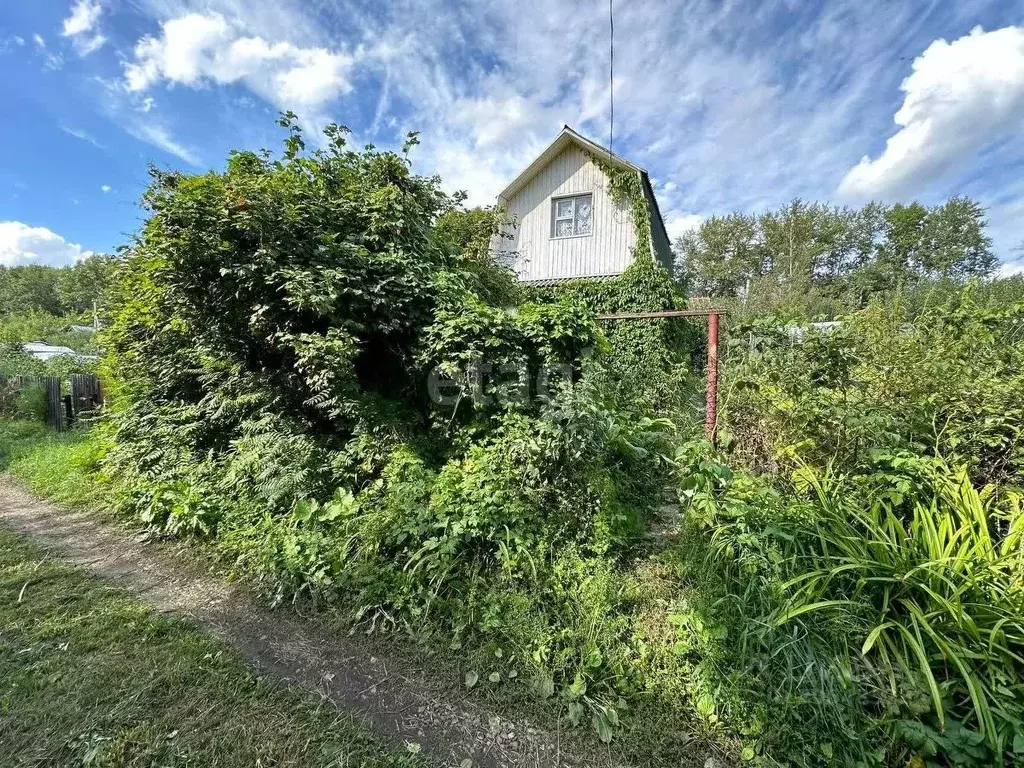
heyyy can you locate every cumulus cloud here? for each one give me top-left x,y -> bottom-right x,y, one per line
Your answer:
123,13 -> 356,117
839,26 -> 1024,199
664,213 -> 705,242
0,222 -> 93,267
62,0 -> 107,55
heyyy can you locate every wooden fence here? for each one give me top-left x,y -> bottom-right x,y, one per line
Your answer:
0,373 -> 103,431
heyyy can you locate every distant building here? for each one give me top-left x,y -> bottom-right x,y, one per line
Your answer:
22,342 -> 98,364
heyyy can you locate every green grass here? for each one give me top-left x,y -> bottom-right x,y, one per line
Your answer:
0,524 -> 424,768
0,419 -> 107,508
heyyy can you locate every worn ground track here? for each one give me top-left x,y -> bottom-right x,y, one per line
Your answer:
0,481 -> 617,768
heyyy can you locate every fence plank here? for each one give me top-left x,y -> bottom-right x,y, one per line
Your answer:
3,374 -> 102,429
44,377 -> 64,431
70,374 -> 103,417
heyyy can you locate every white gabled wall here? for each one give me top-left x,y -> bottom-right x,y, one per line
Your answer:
494,144 -> 637,282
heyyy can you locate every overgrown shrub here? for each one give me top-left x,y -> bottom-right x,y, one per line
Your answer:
98,118 -> 686,753
720,291 -> 1024,486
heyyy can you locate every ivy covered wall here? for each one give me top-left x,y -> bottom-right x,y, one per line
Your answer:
524,158 -> 701,423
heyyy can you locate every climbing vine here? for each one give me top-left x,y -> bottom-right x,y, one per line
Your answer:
593,157 -> 653,267
525,155 -> 700,423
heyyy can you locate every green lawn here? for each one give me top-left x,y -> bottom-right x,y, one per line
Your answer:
0,525 -> 423,768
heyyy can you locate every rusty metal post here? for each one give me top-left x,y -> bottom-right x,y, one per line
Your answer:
705,312 -> 719,445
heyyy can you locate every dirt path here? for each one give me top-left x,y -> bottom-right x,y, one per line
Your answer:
0,481 -> 609,768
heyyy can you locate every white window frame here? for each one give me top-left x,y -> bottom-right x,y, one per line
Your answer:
550,193 -> 594,240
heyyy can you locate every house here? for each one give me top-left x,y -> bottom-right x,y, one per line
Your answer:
492,126 -> 674,285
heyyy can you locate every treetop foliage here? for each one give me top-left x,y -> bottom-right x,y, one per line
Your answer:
0,255 -> 116,318
676,197 -> 997,313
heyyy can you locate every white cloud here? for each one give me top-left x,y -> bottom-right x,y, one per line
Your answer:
101,185 -> 112,193
62,0 -> 107,55
112,0 -> 1023,257
123,13 -> 356,117
664,213 -> 705,242
839,26 -> 1024,199
1,35 -> 26,53
61,125 -> 104,149
998,260 -> 1024,277
125,122 -> 202,165
62,0 -> 101,36
32,32 -> 64,70
0,222 -> 94,267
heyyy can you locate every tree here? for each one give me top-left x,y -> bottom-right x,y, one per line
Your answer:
0,255 -> 115,318
674,196 -> 997,310
916,196 -> 995,280
57,254 -> 118,314
0,265 -> 62,316
676,212 -> 761,296
759,200 -> 855,294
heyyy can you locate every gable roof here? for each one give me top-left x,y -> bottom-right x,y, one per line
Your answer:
498,126 -> 642,201
496,126 -> 675,273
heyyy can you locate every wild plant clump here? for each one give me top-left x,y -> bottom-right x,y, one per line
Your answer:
674,296 -> 1024,766
99,118 -> 682,744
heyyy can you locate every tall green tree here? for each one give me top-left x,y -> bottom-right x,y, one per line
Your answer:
675,212 -> 761,296
916,196 -> 996,280
0,255 -> 115,318
675,196 -> 997,311
57,254 -> 118,314
0,265 -> 62,316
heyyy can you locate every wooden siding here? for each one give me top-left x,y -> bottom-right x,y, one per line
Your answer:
642,175 -> 675,272
495,144 -> 636,282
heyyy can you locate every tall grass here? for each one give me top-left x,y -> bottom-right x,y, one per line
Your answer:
778,465 -> 1024,758
678,442 -> 1024,765
0,419 -> 107,508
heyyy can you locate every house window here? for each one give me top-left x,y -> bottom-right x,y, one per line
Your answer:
550,193 -> 593,238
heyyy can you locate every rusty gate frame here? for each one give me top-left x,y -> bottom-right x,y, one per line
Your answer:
594,308 -> 726,445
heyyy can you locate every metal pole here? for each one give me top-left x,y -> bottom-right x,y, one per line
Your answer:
705,312 -> 719,445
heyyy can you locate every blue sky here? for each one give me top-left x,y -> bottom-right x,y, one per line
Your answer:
1,0 -> 1023,271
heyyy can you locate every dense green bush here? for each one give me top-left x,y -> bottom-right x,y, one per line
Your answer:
720,291 -> 1024,487
677,292 -> 1024,765
527,262 -> 702,423
97,118 -> 688,753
